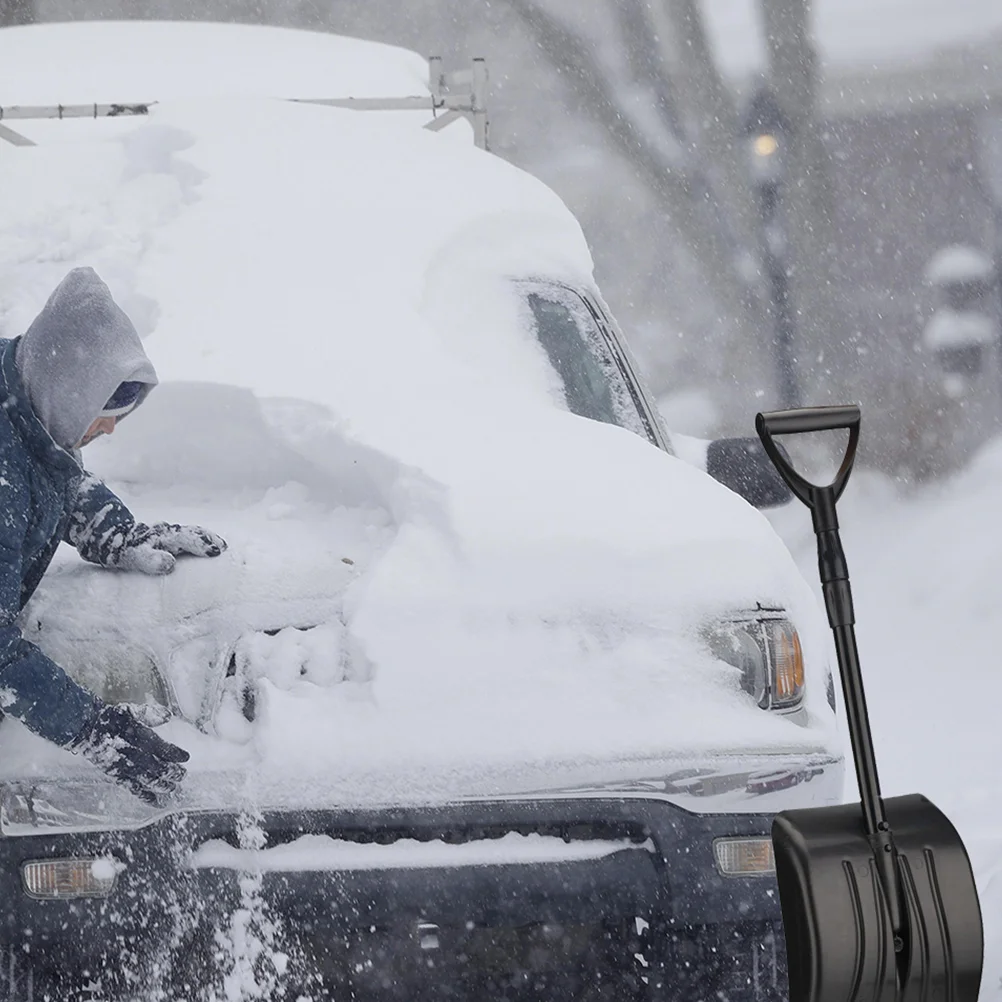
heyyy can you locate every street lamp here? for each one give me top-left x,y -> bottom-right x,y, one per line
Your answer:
742,86 -> 801,410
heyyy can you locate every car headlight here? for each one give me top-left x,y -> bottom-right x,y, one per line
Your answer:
705,616 -> 805,711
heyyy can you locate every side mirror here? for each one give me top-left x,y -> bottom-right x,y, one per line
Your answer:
706,437 -> 792,508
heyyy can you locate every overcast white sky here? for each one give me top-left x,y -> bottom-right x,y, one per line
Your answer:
702,0 -> 1002,77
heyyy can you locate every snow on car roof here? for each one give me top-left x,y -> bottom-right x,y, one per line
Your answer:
1,90 -> 597,469
0,20 -> 428,104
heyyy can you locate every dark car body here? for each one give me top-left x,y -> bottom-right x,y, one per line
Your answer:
0,795 -> 802,1002
0,737 -> 846,1001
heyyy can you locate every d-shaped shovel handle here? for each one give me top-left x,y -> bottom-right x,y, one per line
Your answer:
757,405 -> 887,831
755,406 -> 861,521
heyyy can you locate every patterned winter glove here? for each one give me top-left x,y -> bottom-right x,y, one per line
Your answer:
113,523 -> 227,576
69,704 -> 190,805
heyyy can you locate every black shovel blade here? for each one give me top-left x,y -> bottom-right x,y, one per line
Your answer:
774,793 -> 983,1002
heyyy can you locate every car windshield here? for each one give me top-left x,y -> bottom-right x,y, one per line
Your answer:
523,286 -> 654,442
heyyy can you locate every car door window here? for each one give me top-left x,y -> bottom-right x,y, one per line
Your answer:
524,286 -> 656,443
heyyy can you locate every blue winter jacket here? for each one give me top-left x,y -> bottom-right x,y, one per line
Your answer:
0,340 -> 146,748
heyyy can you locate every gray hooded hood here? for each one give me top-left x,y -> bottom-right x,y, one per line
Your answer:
16,268 -> 158,451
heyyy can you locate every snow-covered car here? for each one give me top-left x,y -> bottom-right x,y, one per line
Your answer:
0,20 -> 844,1002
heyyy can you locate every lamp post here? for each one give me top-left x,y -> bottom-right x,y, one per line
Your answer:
743,87 -> 801,410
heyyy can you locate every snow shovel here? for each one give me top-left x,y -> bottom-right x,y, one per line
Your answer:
755,405 -> 983,1002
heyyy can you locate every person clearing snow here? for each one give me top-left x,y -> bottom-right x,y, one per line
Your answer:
0,267 -> 225,805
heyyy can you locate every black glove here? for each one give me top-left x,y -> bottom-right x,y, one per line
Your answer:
70,704 -> 190,805
112,522 -> 227,576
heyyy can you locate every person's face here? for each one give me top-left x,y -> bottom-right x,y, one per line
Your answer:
78,416 -> 117,448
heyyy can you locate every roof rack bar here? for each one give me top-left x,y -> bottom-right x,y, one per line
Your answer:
424,109 -> 464,133
0,123 -> 33,146
0,102 -> 152,120
292,96 -> 434,112
0,58 -> 489,149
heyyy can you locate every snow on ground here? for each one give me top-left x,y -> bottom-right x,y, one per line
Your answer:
768,443 -> 1002,1000
0,21 -> 840,809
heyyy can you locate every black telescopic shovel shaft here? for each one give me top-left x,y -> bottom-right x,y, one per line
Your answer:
758,405 -> 983,1002
756,407 -> 906,950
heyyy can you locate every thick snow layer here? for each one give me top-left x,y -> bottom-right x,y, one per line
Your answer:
190,832 -> 650,872
0,22 -> 838,808
769,445 -> 1002,1001
923,309 -> 997,350
925,245 -> 997,287
0,21 -> 428,105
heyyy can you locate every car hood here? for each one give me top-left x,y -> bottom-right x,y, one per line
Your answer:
1,383 -> 840,809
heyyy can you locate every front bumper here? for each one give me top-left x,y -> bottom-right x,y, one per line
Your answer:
0,748 -> 843,998
0,793 -> 812,1002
